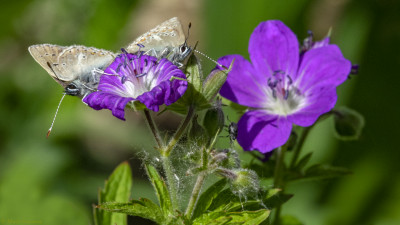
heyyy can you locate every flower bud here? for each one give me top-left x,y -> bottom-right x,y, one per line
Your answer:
333,107 -> 365,140
228,169 -> 260,197
211,149 -> 240,169
203,100 -> 225,138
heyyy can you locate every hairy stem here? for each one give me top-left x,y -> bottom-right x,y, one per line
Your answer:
185,172 -> 206,218
162,155 -> 179,210
143,109 -> 164,149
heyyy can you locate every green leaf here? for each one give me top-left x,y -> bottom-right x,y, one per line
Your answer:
192,209 -> 270,225
295,153 -> 313,170
263,189 -> 293,209
191,179 -> 228,219
145,164 -> 172,217
97,198 -> 164,224
280,215 -> 304,225
94,161 -> 132,225
302,164 -> 352,181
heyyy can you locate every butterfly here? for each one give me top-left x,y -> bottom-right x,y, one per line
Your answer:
28,44 -> 116,98
29,17 -> 192,99
126,17 -> 192,67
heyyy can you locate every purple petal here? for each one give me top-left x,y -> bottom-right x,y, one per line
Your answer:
237,110 -> 292,153
294,45 -> 351,91
218,55 -> 268,108
287,87 -> 337,127
83,92 -> 133,120
136,79 -> 187,112
249,20 -> 299,80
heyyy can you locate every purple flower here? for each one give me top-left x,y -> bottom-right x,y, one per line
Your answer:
217,20 -> 351,153
83,52 -> 187,120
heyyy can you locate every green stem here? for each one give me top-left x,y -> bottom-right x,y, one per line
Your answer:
143,109 -> 164,149
163,105 -> 195,156
185,172 -> 206,218
162,155 -> 179,210
273,146 -> 286,189
289,126 -> 311,169
273,146 -> 287,225
289,111 -> 333,169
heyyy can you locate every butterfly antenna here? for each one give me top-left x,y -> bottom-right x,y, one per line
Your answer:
47,93 -> 66,138
193,49 -> 226,69
185,22 -> 192,44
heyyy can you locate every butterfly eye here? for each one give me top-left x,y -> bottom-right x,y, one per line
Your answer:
66,83 -> 77,90
65,83 -> 81,96
180,45 -> 187,53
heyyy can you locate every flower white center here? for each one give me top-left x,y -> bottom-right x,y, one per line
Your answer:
115,56 -> 159,98
263,71 -> 305,116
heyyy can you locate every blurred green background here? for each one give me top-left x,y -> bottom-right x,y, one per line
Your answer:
0,0 -> 399,224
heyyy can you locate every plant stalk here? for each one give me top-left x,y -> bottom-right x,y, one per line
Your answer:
163,105 -> 195,156
161,155 -> 179,210
143,109 -> 164,149
289,126 -> 311,169
185,172 -> 206,218
273,146 -> 287,225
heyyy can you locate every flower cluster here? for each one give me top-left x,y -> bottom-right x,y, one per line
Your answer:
83,20 -> 352,155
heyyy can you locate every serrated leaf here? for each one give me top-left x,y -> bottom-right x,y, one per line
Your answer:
94,162 -> 132,225
191,179 -> 227,219
192,209 -> 270,225
206,188 -> 265,212
145,164 -> 172,217
98,198 -> 164,223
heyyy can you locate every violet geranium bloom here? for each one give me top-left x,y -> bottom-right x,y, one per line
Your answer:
217,20 -> 351,153
83,52 -> 187,120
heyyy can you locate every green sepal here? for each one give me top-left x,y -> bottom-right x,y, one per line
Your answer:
96,198 -> 164,224
192,209 -> 270,225
203,104 -> 225,139
191,179 -> 228,220
94,161 -> 132,225
333,107 -> 365,140
127,101 -> 147,111
167,54 -> 210,114
188,114 -> 208,147
144,164 -> 173,218
202,60 -> 232,102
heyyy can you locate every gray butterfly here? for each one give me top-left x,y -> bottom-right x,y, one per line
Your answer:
28,44 -> 116,98
126,17 -> 192,67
